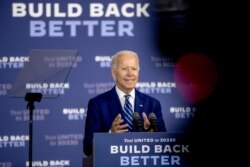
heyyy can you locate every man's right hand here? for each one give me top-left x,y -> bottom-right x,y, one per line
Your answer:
111,114 -> 129,133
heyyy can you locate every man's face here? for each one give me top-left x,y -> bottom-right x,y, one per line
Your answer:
112,54 -> 139,93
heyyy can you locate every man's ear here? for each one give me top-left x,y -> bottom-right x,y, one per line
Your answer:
111,70 -> 116,81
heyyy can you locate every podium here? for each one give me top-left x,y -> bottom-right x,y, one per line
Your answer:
91,132 -> 191,167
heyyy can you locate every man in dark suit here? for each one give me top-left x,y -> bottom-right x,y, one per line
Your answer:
83,50 -> 166,156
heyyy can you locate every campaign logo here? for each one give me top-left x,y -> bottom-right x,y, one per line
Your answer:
10,108 -> 50,122
45,133 -> 83,147
0,83 -> 12,96
62,108 -> 86,121
0,56 -> 29,69
0,135 -> 29,148
170,106 -> 196,119
136,81 -> 176,94
25,160 -> 71,167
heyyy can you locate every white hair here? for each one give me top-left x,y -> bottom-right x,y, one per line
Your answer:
111,50 -> 140,70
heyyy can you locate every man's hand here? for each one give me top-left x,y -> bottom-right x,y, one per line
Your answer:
142,112 -> 153,132
111,114 -> 129,133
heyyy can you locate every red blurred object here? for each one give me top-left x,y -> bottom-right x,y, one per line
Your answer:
174,52 -> 218,104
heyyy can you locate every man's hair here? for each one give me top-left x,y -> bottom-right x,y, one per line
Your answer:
111,50 -> 140,70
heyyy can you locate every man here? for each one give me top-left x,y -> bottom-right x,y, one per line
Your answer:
83,50 -> 166,156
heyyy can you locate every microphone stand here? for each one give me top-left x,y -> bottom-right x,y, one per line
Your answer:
25,93 -> 42,167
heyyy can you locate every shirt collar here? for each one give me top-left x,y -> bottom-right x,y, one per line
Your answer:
115,85 -> 135,100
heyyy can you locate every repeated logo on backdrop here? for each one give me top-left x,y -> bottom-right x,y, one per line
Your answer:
0,56 -> 29,69
0,0 -> 201,166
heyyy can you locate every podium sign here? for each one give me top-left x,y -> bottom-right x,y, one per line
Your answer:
93,132 -> 191,167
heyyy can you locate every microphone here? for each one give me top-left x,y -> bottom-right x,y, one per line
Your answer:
148,112 -> 158,132
132,112 -> 143,132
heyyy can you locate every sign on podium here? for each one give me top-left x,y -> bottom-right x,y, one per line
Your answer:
93,132 -> 191,167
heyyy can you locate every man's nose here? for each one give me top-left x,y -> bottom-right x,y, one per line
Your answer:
126,68 -> 132,74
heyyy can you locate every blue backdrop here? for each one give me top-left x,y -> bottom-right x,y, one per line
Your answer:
0,0 -> 223,166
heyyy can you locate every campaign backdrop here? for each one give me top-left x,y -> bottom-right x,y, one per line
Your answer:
0,0 -> 220,166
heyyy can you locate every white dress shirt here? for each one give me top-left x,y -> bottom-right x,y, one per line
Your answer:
115,85 -> 135,111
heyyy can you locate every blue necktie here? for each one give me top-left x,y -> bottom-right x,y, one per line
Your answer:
124,94 -> 133,131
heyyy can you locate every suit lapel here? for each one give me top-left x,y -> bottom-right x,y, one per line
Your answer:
110,87 -> 123,116
134,90 -> 144,114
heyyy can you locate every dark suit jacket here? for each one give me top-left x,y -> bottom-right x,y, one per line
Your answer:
83,86 -> 166,156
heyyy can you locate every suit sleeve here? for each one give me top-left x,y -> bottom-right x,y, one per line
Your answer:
83,98 -> 101,156
154,100 -> 167,132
